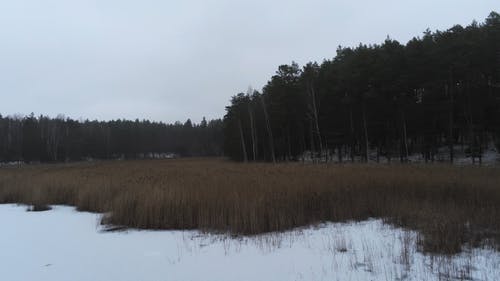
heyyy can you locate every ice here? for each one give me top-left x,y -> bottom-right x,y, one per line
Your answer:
0,204 -> 498,281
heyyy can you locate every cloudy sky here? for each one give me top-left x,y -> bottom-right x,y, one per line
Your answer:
0,1 -> 497,123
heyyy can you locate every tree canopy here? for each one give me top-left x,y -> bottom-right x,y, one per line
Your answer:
0,115 -> 223,162
224,12 -> 500,163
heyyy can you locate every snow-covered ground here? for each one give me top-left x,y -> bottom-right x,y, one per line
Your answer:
300,144 -> 499,166
0,204 -> 498,281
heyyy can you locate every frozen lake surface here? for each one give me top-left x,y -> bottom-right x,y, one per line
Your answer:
0,204 -> 499,281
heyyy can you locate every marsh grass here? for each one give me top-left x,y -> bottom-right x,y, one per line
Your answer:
0,158 -> 499,254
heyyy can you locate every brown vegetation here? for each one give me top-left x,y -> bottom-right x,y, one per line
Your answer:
0,159 -> 499,254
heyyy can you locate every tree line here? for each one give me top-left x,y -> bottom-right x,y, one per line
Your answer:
0,114 -> 223,163
223,12 -> 500,163
2,13 -> 499,164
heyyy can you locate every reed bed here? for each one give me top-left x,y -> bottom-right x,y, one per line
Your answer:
0,158 -> 499,254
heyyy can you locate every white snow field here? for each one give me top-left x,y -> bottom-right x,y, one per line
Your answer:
0,204 -> 499,281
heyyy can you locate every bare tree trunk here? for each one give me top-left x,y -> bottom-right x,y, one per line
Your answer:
402,111 -> 409,162
466,86 -> 474,165
324,141 -> 328,163
349,108 -> 355,163
309,119 -> 316,162
46,121 -> 60,161
238,119 -> 248,163
447,72 -> 454,163
286,128 -> 292,161
300,129 -> 307,163
478,135 -> 483,165
260,95 -> 275,163
337,145 -> 342,163
64,124 -> 69,162
309,85 -> 323,157
362,104 -> 369,162
248,105 -> 257,161
105,125 -> 110,159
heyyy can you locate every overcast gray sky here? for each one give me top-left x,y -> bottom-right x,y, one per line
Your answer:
0,1 -> 497,123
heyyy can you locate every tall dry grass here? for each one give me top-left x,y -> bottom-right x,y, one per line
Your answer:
0,158 -> 499,254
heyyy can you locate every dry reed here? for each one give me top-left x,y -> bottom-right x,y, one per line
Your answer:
0,158 -> 499,254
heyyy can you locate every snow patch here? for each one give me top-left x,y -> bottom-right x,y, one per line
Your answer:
0,204 -> 498,281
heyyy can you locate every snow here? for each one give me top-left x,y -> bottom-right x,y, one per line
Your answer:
300,143 -> 500,166
0,204 -> 499,281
